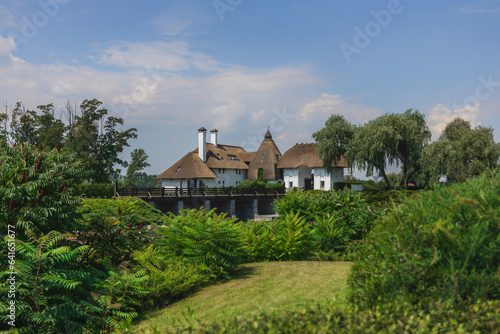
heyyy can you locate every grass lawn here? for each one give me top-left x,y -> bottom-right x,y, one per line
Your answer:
130,261 -> 352,333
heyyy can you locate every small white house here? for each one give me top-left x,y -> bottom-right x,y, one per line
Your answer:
277,143 -> 346,190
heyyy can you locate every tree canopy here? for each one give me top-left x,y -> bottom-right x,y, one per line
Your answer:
0,99 -> 137,183
420,118 -> 500,183
313,109 -> 431,189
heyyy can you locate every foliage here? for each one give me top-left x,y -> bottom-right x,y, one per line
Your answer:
126,148 -> 151,187
278,212 -> 314,261
74,197 -> 159,266
348,170 -> 500,309
314,110 -> 431,189
1,99 -> 139,183
0,231 -> 90,333
420,118 -> 500,184
73,182 -> 114,198
165,300 -> 500,334
239,189 -> 380,261
236,178 -> 285,190
312,114 -> 357,174
133,246 -> 209,311
66,99 -> 138,183
0,140 -> 85,237
157,208 -> 243,279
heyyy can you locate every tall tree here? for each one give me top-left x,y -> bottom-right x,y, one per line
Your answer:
35,103 -> 65,150
314,110 -> 431,189
126,148 -> 151,187
10,102 -> 38,145
312,114 -> 357,174
420,118 -> 500,183
65,99 -> 137,183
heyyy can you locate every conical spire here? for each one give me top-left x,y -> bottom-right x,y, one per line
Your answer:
264,128 -> 272,140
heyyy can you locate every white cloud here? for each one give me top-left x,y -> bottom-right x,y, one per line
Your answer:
298,93 -> 383,124
427,103 -> 481,139
95,41 -> 220,72
0,34 -> 16,57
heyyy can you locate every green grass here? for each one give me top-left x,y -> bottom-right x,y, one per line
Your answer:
130,261 -> 352,333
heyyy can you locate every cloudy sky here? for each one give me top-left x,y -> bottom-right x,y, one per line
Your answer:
1,0 -> 499,178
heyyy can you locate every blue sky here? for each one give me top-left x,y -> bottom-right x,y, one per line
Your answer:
1,0 -> 499,178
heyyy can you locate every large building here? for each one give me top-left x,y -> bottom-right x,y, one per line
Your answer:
157,127 -> 347,190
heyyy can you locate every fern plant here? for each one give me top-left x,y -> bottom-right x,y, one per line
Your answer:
158,208 -> 243,279
0,230 -> 90,333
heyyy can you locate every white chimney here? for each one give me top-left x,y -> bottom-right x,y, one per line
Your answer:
198,127 -> 207,162
210,128 -> 218,147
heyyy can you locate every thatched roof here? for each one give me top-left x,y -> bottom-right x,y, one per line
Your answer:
277,143 -> 347,169
157,143 -> 250,180
247,130 -> 282,180
157,152 -> 218,179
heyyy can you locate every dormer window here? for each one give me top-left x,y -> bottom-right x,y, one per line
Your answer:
261,154 -> 265,160
228,155 -> 240,161
175,166 -> 181,173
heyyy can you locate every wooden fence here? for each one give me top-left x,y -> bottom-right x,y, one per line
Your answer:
116,186 -> 286,198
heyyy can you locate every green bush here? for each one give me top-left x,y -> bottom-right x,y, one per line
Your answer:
74,182 -> 114,198
348,170 -> 500,309
271,189 -> 381,259
157,208 -> 243,279
165,300 -> 500,334
133,245 -> 209,311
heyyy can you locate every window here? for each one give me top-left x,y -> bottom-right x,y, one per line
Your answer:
276,154 -> 280,160
218,180 -> 221,185
175,166 -> 181,173
218,168 -> 221,174
222,181 -> 225,186
320,181 -> 325,189
222,169 -> 225,174
289,182 -> 293,188
261,154 -> 265,160
228,155 -> 240,161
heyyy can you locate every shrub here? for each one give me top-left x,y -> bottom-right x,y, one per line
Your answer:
348,170 -> 500,309
166,300 -> 500,334
157,208 -> 243,279
133,245 -> 209,311
272,189 -> 381,258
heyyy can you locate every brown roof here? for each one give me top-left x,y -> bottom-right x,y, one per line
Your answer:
196,144 -> 250,170
277,143 -> 347,169
247,130 -> 282,180
239,151 -> 256,164
157,152 -> 218,179
157,143 -> 250,180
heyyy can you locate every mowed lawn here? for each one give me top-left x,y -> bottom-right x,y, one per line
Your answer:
130,261 -> 352,333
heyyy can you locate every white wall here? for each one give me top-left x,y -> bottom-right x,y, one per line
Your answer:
313,167 -> 344,190
212,168 -> 247,187
160,168 -> 248,189
283,166 -> 312,188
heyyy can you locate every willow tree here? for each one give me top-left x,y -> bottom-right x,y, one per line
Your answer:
313,109 -> 431,189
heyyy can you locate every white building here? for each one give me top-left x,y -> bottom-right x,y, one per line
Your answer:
277,143 -> 346,190
157,128 -> 346,190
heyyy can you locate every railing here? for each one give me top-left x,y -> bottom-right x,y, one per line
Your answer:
116,186 -> 286,198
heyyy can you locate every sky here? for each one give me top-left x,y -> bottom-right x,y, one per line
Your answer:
1,0 -> 499,179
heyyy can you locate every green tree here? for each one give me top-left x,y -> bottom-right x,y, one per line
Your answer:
66,99 -> 137,183
126,148 -> 150,187
35,103 -> 65,150
314,110 -> 431,189
10,102 -> 38,145
420,118 -> 500,183
312,114 -> 357,174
